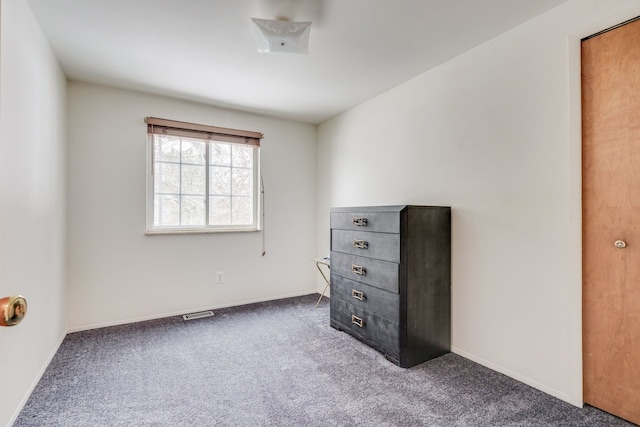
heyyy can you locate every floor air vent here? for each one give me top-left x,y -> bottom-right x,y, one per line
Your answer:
183,311 -> 214,321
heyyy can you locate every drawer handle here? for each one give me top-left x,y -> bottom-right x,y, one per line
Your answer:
352,217 -> 367,227
351,264 -> 366,276
351,315 -> 364,328
353,239 -> 368,249
352,289 -> 365,301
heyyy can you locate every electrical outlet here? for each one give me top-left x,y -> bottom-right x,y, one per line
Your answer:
215,271 -> 224,284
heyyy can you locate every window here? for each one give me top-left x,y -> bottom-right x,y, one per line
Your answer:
146,117 -> 262,233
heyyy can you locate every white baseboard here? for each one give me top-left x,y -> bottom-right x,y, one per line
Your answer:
9,332 -> 67,426
67,290 -> 319,333
452,346 -> 582,407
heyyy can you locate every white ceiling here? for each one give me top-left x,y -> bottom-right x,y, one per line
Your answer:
26,0 -> 567,124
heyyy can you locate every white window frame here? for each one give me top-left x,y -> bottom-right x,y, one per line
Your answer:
145,117 -> 262,234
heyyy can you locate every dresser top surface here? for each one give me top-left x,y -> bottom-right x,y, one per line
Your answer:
330,205 -> 450,213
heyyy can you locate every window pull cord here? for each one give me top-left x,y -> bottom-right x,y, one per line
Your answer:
261,175 -> 266,256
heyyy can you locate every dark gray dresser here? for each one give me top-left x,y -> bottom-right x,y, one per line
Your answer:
329,205 -> 451,368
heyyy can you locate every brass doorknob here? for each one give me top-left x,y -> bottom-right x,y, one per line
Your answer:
0,295 -> 27,327
614,240 -> 627,249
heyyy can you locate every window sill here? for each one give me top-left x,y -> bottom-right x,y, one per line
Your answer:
145,227 -> 260,235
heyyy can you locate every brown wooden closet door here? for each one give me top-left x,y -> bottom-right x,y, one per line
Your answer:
582,18 -> 640,425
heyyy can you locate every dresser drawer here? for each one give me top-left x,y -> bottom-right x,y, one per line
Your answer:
330,211 -> 400,233
330,252 -> 399,293
331,229 -> 400,263
331,275 -> 399,322
330,298 -> 399,359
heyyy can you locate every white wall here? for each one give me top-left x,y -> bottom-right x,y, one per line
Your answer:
67,82 -> 317,330
317,0 -> 640,406
0,0 -> 68,425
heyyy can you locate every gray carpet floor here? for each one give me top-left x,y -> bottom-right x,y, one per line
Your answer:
15,294 -> 633,426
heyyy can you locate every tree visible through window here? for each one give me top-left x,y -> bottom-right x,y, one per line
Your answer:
146,117 -> 261,233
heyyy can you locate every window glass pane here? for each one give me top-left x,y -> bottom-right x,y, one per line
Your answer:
149,122 -> 259,232
232,145 -> 253,168
209,196 -> 231,225
181,196 -> 205,226
155,195 -> 180,226
154,136 -> 180,162
210,142 -> 231,166
232,196 -> 252,225
181,139 -> 206,165
155,163 -> 180,194
182,165 -> 205,195
210,166 -> 231,195
232,168 -> 252,197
